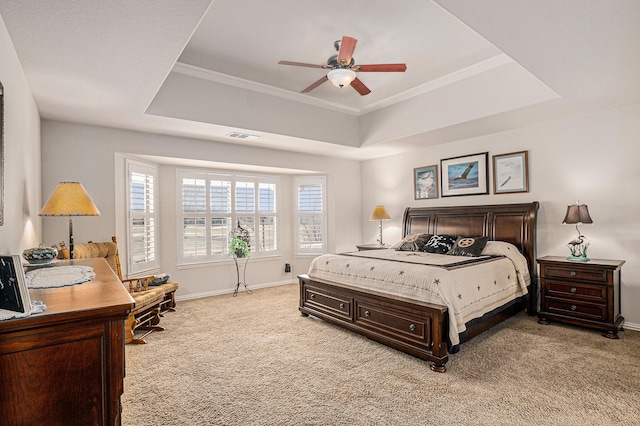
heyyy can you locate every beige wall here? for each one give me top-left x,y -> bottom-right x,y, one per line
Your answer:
40,120 -> 362,298
0,14 -> 41,255
361,102 -> 640,328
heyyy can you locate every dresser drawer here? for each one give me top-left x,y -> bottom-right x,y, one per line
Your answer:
303,286 -> 352,320
544,280 -> 606,303
544,297 -> 606,322
543,265 -> 608,283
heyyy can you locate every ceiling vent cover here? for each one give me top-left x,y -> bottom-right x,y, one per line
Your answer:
226,132 -> 260,139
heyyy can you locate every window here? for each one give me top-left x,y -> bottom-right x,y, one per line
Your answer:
178,170 -> 279,263
126,160 -> 158,274
295,176 -> 326,254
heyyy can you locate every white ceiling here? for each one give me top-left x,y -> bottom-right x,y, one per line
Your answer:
1,0 -> 639,160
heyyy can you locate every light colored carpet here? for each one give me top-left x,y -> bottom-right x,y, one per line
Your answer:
122,284 -> 640,426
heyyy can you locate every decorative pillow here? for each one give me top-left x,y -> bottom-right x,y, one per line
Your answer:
395,233 -> 432,252
423,235 -> 458,254
447,236 -> 489,257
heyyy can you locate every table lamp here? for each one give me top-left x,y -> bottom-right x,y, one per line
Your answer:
369,205 -> 391,246
39,182 -> 100,259
562,202 -> 593,261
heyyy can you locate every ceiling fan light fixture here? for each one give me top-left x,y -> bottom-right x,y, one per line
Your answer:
327,68 -> 356,88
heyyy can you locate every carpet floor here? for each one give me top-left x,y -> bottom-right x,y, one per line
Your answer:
122,283 -> 640,426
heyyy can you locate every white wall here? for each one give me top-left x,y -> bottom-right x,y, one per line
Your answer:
0,14 -> 41,254
361,102 -> 640,328
41,120 -> 362,298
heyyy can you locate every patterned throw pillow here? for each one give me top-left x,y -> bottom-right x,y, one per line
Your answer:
447,236 -> 490,257
423,235 -> 458,254
395,233 -> 432,252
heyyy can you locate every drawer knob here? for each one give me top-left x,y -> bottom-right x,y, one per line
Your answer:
570,305 -> 577,311
570,271 -> 577,277
570,287 -> 577,293
409,323 -> 416,331
364,310 -> 371,317
339,303 -> 345,309
310,293 -> 315,299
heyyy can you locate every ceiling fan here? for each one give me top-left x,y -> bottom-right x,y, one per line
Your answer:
278,36 -> 407,96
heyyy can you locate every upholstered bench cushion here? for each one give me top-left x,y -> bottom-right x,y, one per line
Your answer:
72,241 -> 119,275
130,287 -> 165,308
156,281 -> 179,293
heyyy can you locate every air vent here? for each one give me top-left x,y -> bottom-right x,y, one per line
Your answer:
226,132 -> 260,139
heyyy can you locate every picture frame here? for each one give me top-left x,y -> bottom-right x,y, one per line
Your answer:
0,255 -> 31,313
440,152 -> 488,197
492,150 -> 529,194
413,165 -> 439,199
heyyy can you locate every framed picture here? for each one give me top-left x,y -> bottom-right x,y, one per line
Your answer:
492,150 -> 529,194
0,255 -> 31,313
414,165 -> 439,199
440,152 -> 488,197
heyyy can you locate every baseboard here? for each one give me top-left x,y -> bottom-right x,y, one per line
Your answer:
624,321 -> 640,332
176,279 -> 296,302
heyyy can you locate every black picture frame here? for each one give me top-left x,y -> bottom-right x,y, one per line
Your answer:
440,152 -> 489,197
0,255 -> 31,313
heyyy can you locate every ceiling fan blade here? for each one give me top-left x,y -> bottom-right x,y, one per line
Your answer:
355,64 -> 407,72
337,36 -> 357,66
301,76 -> 329,93
351,78 -> 371,96
278,60 -> 326,69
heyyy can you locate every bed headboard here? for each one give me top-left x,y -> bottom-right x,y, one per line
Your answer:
402,202 -> 539,280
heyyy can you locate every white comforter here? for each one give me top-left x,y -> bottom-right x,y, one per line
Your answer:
307,241 -> 530,346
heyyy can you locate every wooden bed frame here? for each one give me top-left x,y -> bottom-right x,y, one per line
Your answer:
298,202 -> 539,372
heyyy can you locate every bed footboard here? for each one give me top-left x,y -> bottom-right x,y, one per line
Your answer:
299,274 -> 449,372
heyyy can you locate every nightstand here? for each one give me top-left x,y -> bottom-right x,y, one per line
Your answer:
537,256 -> 625,338
356,244 -> 388,251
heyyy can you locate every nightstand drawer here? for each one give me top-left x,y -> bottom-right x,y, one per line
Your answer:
545,280 -> 606,303
543,265 -> 608,283
544,298 -> 606,322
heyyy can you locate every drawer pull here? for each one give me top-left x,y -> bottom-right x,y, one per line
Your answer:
339,303 -> 345,309
570,305 -> 577,311
364,310 -> 371,317
409,323 -> 416,332
570,287 -> 577,293
570,271 -> 577,277
310,293 -> 315,300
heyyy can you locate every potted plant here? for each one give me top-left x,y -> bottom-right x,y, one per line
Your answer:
229,237 -> 251,258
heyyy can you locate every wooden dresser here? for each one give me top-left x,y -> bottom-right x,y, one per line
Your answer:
537,256 -> 624,338
0,258 -> 135,425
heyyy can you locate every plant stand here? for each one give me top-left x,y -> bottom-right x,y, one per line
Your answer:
232,256 -> 252,297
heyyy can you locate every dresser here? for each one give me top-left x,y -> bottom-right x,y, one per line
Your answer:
537,256 -> 624,338
0,258 -> 135,425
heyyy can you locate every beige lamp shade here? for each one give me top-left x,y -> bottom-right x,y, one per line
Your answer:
369,205 -> 391,221
39,182 -> 100,216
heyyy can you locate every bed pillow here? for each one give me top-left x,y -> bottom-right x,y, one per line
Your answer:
422,235 -> 458,254
447,236 -> 489,257
395,233 -> 432,252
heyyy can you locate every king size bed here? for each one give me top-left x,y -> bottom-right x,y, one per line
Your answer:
298,202 -> 539,372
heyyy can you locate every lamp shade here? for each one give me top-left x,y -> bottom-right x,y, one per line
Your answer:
369,205 -> 391,221
327,68 -> 357,88
39,182 -> 100,216
562,203 -> 593,225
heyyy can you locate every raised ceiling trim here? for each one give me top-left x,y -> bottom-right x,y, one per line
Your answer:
172,62 -> 361,115
359,54 -> 513,113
